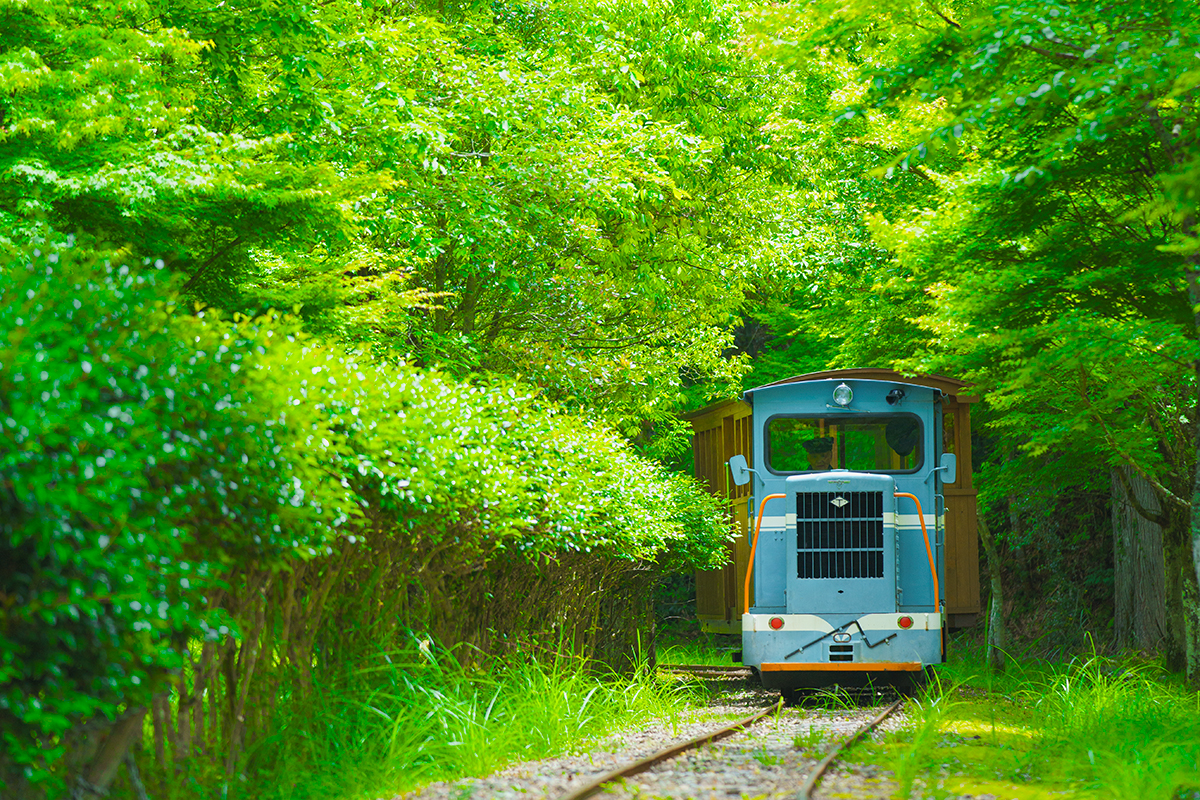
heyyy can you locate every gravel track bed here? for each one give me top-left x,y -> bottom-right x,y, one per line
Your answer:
395,678 -> 908,800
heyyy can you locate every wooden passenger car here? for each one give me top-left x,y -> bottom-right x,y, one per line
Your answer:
686,369 -> 980,633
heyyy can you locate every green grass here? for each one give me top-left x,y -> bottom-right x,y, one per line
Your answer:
656,640 -> 740,666
151,639 -> 703,800
751,744 -> 782,766
852,640 -> 1200,799
793,722 -> 828,755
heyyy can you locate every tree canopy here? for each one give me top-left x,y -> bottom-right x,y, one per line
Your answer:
4,0 -> 1200,795
750,0 -> 1200,672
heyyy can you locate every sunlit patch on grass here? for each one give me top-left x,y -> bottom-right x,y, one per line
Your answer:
868,641 -> 1200,800
943,777 -> 1086,799
943,718 -> 1035,740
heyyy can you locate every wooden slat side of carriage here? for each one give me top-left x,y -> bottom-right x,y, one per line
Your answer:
686,369 -> 981,634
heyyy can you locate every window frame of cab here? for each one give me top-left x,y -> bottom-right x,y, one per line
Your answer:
763,412 -> 926,477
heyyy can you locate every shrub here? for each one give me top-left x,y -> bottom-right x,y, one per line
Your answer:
0,243 -> 342,793
0,242 -> 729,795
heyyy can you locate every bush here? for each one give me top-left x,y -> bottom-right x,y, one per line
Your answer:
0,242 -> 729,796
0,243 -> 342,793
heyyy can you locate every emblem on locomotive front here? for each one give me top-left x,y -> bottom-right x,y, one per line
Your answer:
830,496 -> 848,507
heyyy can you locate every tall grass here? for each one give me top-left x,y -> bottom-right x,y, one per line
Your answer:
888,674 -> 959,799
883,641 -> 1200,799
152,638 -> 698,800
656,640 -> 740,666
1028,656 -> 1200,798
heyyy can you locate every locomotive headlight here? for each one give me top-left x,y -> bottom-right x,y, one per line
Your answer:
832,382 -> 854,406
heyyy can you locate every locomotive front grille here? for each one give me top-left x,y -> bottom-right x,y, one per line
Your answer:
796,491 -> 885,579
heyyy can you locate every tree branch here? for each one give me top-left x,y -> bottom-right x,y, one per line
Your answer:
179,235 -> 246,296
922,0 -> 961,29
1113,441 -> 1188,514
1111,464 -> 1170,528
1019,44 -> 1079,64
1077,378 -> 1190,516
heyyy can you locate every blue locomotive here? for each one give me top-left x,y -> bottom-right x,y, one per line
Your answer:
687,369 -> 980,690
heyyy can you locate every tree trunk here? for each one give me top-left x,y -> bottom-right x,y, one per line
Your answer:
151,694 -> 167,768
1187,565 -> 1200,686
1161,509 -> 1200,682
1111,467 -> 1166,652
458,269 -> 479,335
1192,424 -> 1200,683
978,514 -> 1007,672
1187,242 -> 1200,686
1192,438 -> 1200,684
77,709 -> 146,798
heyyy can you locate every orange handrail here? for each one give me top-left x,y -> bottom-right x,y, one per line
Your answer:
744,493 -> 787,615
894,492 -> 940,613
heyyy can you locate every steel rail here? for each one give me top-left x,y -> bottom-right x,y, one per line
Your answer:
796,698 -> 903,799
659,664 -> 751,676
556,700 -> 782,800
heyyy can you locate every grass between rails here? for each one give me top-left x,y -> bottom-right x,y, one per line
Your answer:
148,639 -> 706,800
847,640 -> 1200,800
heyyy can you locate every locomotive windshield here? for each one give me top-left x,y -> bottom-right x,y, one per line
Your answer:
767,414 -> 922,473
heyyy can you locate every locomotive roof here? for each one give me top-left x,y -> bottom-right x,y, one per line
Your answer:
683,369 -> 978,420
745,368 -> 976,400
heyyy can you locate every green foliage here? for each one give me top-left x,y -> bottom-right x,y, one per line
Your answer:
2,0 -> 851,431
263,336 -> 733,570
736,323 -> 841,393
888,677 -> 959,798
767,0 -> 1200,498
656,641 -> 741,667
743,0 -> 1200,672
697,4 -> 953,392
878,645 -> 1200,799
792,724 -> 829,755
314,0 -> 811,427
0,0 -> 361,305
757,0 -> 1199,428
0,242 -> 729,794
0,243 -> 339,792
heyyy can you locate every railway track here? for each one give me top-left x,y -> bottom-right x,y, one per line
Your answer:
557,666 -> 904,800
660,662 -> 904,706
658,663 -> 752,678
796,698 -> 904,799
558,700 -> 783,800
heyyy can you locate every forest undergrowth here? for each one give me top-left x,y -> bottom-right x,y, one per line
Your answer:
856,639 -> 1200,800
124,636 -> 704,800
